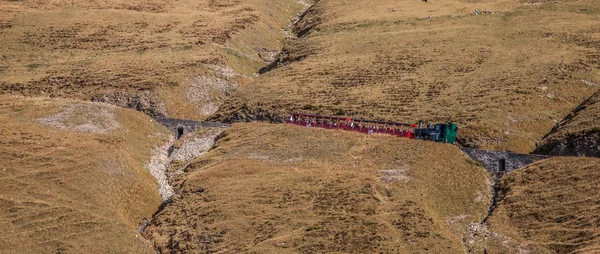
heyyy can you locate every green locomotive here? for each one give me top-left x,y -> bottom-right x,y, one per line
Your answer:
413,122 -> 458,144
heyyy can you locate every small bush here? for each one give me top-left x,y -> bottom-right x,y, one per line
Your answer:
590,127 -> 600,134
183,45 -> 193,50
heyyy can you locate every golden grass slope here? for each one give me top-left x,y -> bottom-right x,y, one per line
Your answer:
143,123 -> 491,253
0,95 -> 171,253
485,157 -> 600,253
535,89 -> 600,157
0,0 -> 305,119
212,0 -> 600,153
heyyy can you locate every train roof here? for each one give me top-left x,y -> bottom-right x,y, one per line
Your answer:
289,113 -> 413,126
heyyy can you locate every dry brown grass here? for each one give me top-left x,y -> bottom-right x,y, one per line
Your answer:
0,0 -> 305,119
144,122 -> 491,253
485,157 -> 600,253
2,0 -> 599,252
212,0 -> 600,153
0,95 -> 171,253
535,89 -> 600,156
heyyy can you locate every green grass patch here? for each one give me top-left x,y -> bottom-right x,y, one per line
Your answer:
590,127 -> 600,134
26,64 -> 41,70
182,45 -> 193,50
364,221 -> 378,226
360,184 -> 371,194
515,89 -> 529,94
225,48 -> 244,60
306,224 -> 323,232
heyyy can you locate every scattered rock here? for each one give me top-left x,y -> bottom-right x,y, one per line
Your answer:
186,75 -> 238,117
380,168 -> 409,182
91,91 -> 166,118
146,138 -> 175,201
38,103 -> 120,134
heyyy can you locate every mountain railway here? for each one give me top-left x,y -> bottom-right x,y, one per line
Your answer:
286,113 -> 458,143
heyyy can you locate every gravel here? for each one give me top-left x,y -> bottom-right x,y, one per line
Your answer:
38,103 -> 120,134
146,138 -> 175,201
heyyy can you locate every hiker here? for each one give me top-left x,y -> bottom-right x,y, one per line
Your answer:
475,9 -> 480,15
484,8 -> 489,14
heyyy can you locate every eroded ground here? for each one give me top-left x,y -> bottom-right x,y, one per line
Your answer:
535,90 -> 600,157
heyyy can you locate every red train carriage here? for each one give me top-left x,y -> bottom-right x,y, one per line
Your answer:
286,113 -> 415,138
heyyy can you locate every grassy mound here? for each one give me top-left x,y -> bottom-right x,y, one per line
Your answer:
0,95 -> 171,253
144,122 -> 491,253
535,90 -> 600,157
486,157 -> 600,253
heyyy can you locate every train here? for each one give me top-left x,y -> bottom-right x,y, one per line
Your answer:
286,113 -> 458,144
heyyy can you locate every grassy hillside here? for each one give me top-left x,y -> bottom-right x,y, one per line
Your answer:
485,157 -> 600,253
0,0 -> 305,119
212,0 -> 600,152
535,89 -> 600,157
0,95 -> 171,253
1,0 -> 599,252
143,122 -> 491,253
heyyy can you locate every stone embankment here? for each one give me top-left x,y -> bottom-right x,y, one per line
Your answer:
155,118 -> 229,139
460,148 -> 551,174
